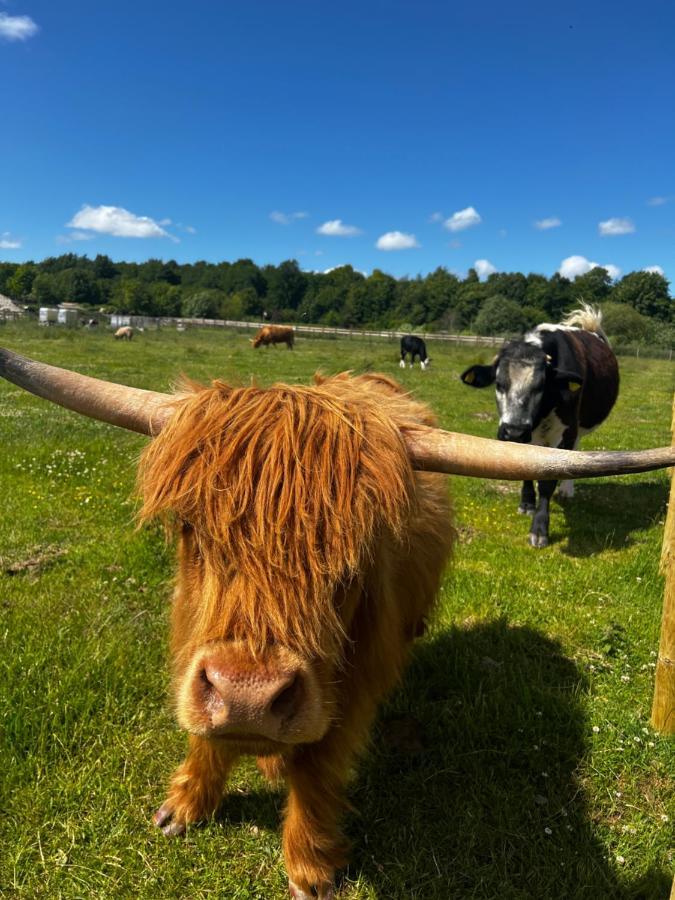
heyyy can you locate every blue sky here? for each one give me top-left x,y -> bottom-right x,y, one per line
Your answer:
2,0 -> 674,284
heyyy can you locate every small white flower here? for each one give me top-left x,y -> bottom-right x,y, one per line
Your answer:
616,855 -> 626,864
661,814 -> 669,823
648,741 -> 655,748
592,726 -> 600,733
621,675 -> 630,683
544,827 -> 552,835
541,771 -> 549,778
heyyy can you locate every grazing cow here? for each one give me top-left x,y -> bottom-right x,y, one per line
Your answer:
2,349 -> 670,898
460,305 -> 620,547
114,326 -> 134,341
400,335 -> 430,370
251,324 -> 295,349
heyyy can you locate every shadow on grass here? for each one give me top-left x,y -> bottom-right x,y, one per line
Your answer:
347,620 -> 631,899
556,481 -> 668,558
213,619 -> 668,898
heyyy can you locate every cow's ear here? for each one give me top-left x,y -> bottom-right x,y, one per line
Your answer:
460,364 -> 495,388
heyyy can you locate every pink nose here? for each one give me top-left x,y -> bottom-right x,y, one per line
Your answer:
199,663 -> 304,739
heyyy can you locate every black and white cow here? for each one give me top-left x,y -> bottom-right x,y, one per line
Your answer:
400,335 -> 431,370
460,306 -> 619,547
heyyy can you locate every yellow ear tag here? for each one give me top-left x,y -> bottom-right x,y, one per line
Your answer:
464,371 -> 475,384
568,381 -> 581,392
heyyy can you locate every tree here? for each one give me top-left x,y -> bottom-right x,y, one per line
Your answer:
600,302 -> 655,342
181,289 -> 225,319
473,295 -> 527,335
7,264 -> 37,301
611,271 -> 672,322
264,260 -> 307,315
55,268 -> 100,306
571,266 -> 613,304
93,254 -> 117,280
31,273 -> 60,306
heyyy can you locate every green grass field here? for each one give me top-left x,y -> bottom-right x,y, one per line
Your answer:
0,322 -> 673,899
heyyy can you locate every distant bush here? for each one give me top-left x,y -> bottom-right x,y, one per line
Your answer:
473,295 -> 527,336
601,302 -> 654,343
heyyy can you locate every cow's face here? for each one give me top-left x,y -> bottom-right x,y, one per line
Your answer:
168,523 -> 364,754
461,343 -> 557,443
493,344 -> 550,442
139,380 -> 413,757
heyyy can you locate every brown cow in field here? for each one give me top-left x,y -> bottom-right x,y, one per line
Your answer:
251,323 -> 295,349
1,348 -> 673,899
114,326 -> 134,341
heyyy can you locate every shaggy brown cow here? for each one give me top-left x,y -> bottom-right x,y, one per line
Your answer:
1,348 -> 674,899
251,323 -> 295,349
114,325 -> 134,340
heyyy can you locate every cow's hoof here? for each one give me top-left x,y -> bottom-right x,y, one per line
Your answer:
289,879 -> 334,899
529,533 -> 549,549
153,802 -> 186,837
518,504 -> 535,515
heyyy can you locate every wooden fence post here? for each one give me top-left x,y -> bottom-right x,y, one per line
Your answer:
651,394 -> 675,733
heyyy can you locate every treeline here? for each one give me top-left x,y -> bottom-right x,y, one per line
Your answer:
1,254 -> 672,344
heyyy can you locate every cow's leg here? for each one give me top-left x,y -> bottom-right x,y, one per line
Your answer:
154,736 -> 238,836
257,753 -> 287,785
518,480 -> 536,514
558,479 -> 574,499
283,741 -> 351,900
399,354 -> 406,368
529,479 -> 557,548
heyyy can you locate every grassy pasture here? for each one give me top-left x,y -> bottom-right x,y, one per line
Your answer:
0,321 -> 673,899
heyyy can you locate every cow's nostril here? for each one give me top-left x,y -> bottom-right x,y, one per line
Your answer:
199,668 -> 224,709
270,674 -> 303,720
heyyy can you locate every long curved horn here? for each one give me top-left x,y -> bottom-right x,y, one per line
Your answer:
1,348 -> 673,480
0,348 -> 173,435
404,425 -> 675,481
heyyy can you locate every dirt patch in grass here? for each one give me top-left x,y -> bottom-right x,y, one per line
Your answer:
2,545 -> 67,576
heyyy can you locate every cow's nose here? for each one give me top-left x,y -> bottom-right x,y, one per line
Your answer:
498,423 -> 532,443
200,664 -> 304,737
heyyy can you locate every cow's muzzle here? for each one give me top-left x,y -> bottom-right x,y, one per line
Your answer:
179,642 -> 329,745
498,423 -> 532,444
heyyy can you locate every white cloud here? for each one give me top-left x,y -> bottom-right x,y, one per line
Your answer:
558,255 -> 621,281
0,232 -> 22,249
534,217 -> 562,230
647,196 -> 668,206
375,231 -> 420,251
474,259 -> 497,279
316,219 -> 362,237
644,265 -> 665,276
598,217 -> 635,236
444,206 -> 481,232
67,204 -> 174,239
0,13 -> 38,41
270,210 -> 308,225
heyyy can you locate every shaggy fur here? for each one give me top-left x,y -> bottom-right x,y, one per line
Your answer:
139,372 -> 454,896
